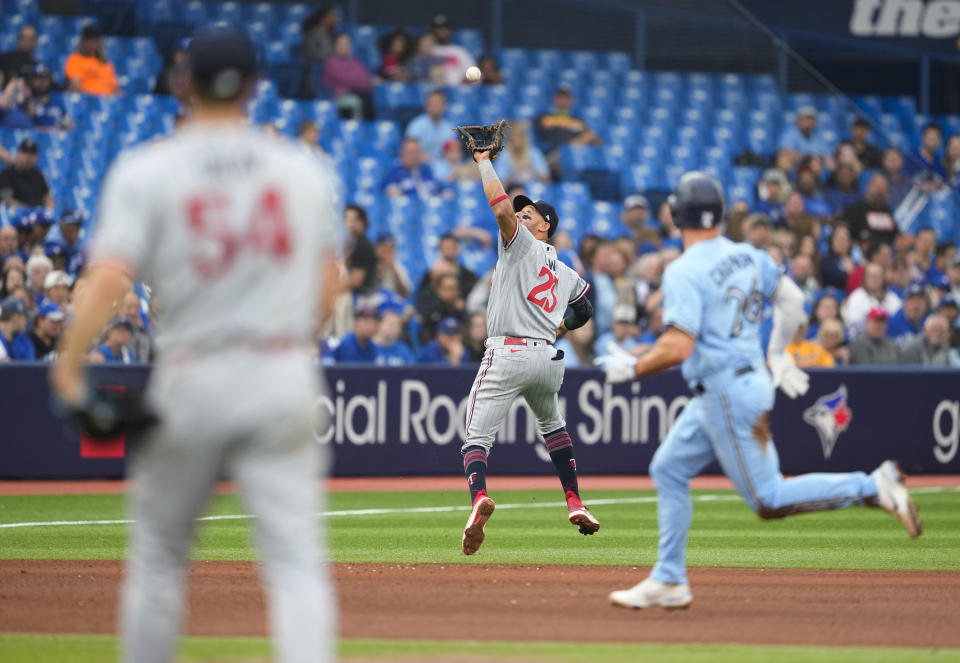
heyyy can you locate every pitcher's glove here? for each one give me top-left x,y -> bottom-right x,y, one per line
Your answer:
53,386 -> 159,439
454,119 -> 509,160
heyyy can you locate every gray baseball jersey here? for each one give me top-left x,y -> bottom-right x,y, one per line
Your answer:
485,223 -> 589,340
90,124 -> 337,663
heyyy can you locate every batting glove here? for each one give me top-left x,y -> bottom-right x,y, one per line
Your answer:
768,352 -> 810,399
593,342 -> 638,384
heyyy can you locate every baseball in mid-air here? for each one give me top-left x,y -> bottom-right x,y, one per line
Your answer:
465,66 -> 482,82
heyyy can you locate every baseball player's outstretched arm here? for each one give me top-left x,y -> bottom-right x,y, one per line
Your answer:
595,326 -> 694,383
474,151 -> 517,241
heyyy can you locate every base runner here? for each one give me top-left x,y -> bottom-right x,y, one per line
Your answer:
456,123 -> 599,556
51,28 -> 340,662
596,172 -> 922,610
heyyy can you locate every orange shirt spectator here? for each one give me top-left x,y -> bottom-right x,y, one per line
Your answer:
787,338 -> 836,367
64,25 -> 118,96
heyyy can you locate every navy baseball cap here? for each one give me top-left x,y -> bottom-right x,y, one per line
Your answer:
939,293 -> 958,310
438,317 -> 461,335
38,302 -> 64,321
905,283 -> 926,299
513,195 -> 559,238
188,26 -> 258,101
31,209 -> 54,225
31,63 -> 51,78
44,240 -> 67,258
60,210 -> 83,225
109,316 -> 134,331
0,296 -> 28,319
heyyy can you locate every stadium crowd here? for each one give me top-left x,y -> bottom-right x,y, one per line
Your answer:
0,12 -> 959,368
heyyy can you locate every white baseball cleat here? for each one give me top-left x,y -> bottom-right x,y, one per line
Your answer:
609,577 -> 693,610
872,460 -> 922,538
462,494 -> 495,555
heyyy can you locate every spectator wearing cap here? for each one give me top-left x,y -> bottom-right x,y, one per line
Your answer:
374,233 -> 413,300
849,117 -> 882,170
787,319 -> 836,368
428,14 -> 477,86
319,33 -> 374,120
24,253 -> 52,306
372,307 -> 415,366
43,240 -> 68,272
29,302 -> 63,361
22,209 -> 54,251
64,25 -> 118,96
901,313 -> 957,366
887,283 -> 928,347
41,270 -> 71,308
849,308 -> 901,364
938,294 -> 960,346
416,316 -> 469,365
755,169 -> 789,226
0,25 -> 38,81
0,295 -> 35,360
620,194 -> 651,238
405,90 -> 454,163
342,204 -> 379,308
89,317 -> 134,363
154,38 -> 190,97
432,138 -> 476,184
779,106 -> 832,158
326,307 -> 379,363
415,270 -> 465,343
744,213 -> 772,250
118,290 -> 152,362
819,223 -> 856,291
383,138 -> 440,198
27,64 -> 70,130
904,122 -> 947,185
0,139 -> 52,208
495,122 -> 550,186
57,210 -> 86,276
535,85 -> 603,165
842,174 -> 897,248
842,262 -> 902,338
593,304 -> 640,357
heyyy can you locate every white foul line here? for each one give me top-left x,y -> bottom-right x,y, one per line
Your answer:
0,487 -> 954,531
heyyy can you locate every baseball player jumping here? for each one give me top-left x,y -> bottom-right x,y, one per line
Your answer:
596,172 -> 922,610
457,124 -> 599,556
51,28 -> 339,662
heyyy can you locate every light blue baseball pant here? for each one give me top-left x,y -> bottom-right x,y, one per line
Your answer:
648,368 -> 878,585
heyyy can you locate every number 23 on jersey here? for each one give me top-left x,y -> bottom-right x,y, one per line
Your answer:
527,266 -> 559,313
186,186 -> 291,278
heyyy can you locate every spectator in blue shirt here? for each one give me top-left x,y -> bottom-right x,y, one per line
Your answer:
887,283 -> 928,347
593,304 -> 640,357
905,122 -> 947,185
0,295 -> 35,360
779,106 -> 831,158
373,308 -> 415,366
795,161 -> 832,220
417,316 -> 469,365
405,89 -> 453,162
27,64 -> 70,131
755,169 -> 788,226
89,317 -> 134,363
383,138 -> 440,198
327,307 -> 379,363
824,162 -> 862,215
57,210 -> 86,276
0,71 -> 32,129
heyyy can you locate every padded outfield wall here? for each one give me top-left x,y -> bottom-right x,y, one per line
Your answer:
0,365 -> 957,478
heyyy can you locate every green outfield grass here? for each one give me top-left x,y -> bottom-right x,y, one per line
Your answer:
0,488 -> 957,570
1,634 -> 958,663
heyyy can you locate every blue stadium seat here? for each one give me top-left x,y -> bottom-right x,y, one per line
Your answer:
531,49 -> 563,71
245,2 -> 276,24
498,48 -> 528,74
183,0 -> 208,24
453,29 -> 484,57
602,52 -> 632,74
568,50 -> 598,73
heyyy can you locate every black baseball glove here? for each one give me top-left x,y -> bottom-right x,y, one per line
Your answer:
454,119 -> 510,160
53,386 -> 159,439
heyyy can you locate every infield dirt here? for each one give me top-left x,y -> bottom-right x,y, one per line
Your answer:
1,560 -> 959,648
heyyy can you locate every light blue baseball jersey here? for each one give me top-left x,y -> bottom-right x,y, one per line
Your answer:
662,236 -> 782,384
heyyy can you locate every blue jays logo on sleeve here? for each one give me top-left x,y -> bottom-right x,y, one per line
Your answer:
802,385 -> 853,459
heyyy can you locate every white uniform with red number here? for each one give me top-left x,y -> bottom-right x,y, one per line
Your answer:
462,222 -> 589,452
90,124 -> 337,663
